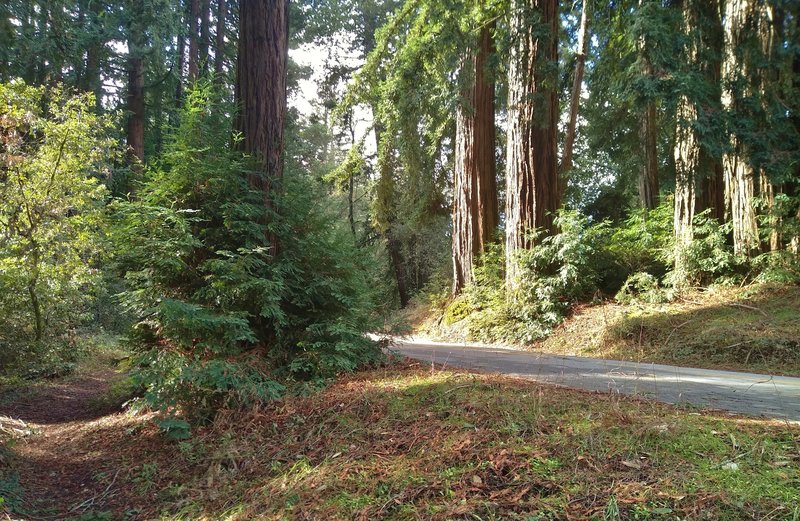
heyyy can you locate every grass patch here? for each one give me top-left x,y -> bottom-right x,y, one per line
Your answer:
535,283 -> 800,376
99,363 -> 800,520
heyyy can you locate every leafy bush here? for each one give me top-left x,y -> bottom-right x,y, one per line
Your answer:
443,211 -> 606,343
603,203 -> 672,290
113,86 -> 383,424
507,212 -> 606,341
0,81 -> 119,375
615,272 -> 671,304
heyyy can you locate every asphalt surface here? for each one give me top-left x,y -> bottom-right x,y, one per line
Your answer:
390,337 -> 800,421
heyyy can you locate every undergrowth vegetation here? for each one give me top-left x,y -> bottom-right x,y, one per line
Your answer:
424,201 -> 800,350
111,87 -> 384,430
50,363 -> 800,520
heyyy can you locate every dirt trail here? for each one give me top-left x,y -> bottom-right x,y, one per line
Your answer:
0,366 -> 140,520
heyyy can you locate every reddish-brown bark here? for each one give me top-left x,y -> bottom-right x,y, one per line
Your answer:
505,0 -> 559,286
452,25 -> 498,295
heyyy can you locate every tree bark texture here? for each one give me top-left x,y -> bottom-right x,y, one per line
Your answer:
505,0 -> 559,287
559,0 -> 589,180
452,24 -> 498,296
214,0 -> 227,78
235,0 -> 288,201
694,0 -> 725,223
188,0 -> 200,81
636,1 -> 659,210
721,0 -> 764,255
200,0 -> 211,74
126,0 -> 146,168
673,96 -> 698,280
638,102 -> 659,210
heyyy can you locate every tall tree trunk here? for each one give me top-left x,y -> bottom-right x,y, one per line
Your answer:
505,0 -> 559,288
126,0 -> 146,169
0,2 -> 13,80
695,0 -> 725,223
636,1 -> 659,210
672,0 -> 702,284
126,54 -> 145,167
214,0 -> 227,78
188,0 -> 200,82
559,0 -> 589,182
235,0 -> 288,255
638,105 -> 659,209
722,0 -> 761,255
452,24 -> 498,296
175,2 -> 187,110
200,0 -> 211,74
673,96 -> 698,281
84,0 -> 105,111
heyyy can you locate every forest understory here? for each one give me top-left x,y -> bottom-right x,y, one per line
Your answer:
1,354 -> 798,521
408,283 -> 800,377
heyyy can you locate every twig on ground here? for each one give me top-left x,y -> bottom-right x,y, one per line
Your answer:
725,302 -> 768,316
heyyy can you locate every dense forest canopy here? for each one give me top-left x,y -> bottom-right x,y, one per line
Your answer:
1,0 -> 799,428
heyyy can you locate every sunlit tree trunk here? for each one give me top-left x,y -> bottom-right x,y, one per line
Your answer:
559,0 -> 589,185
452,24 -> 498,296
721,0 -> 767,256
175,0 -> 187,111
235,0 -> 288,254
505,0 -> 559,288
672,0 -> 701,283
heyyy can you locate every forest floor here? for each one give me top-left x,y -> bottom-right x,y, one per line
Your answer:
409,283 -> 800,377
1,356 -> 799,520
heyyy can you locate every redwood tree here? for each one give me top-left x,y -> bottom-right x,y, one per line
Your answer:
126,0 -> 146,167
452,24 -> 498,295
235,0 -> 289,216
505,0 -> 559,287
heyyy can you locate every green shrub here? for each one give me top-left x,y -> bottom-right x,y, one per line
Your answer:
615,272 -> 671,304
113,86 -> 383,424
448,211 -> 606,344
507,211 -> 606,342
0,81 -> 119,376
603,203 -> 672,290
666,210 -> 747,287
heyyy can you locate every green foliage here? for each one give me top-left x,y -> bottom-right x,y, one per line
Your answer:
615,272 -> 670,305
666,210 -> 745,288
507,212 -> 607,342
444,212 -> 606,343
0,81 -> 119,375
604,203 -> 672,284
113,86 -> 383,423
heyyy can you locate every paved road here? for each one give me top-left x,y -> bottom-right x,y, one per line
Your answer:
390,337 -> 800,421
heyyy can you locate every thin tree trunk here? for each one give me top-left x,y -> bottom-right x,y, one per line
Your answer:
505,0 -> 559,288
452,24 -> 497,296
348,114 -> 357,240
235,0 -> 289,254
559,0 -> 589,181
84,0 -> 105,111
188,0 -> 200,82
175,2 -> 187,110
214,0 -> 227,78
